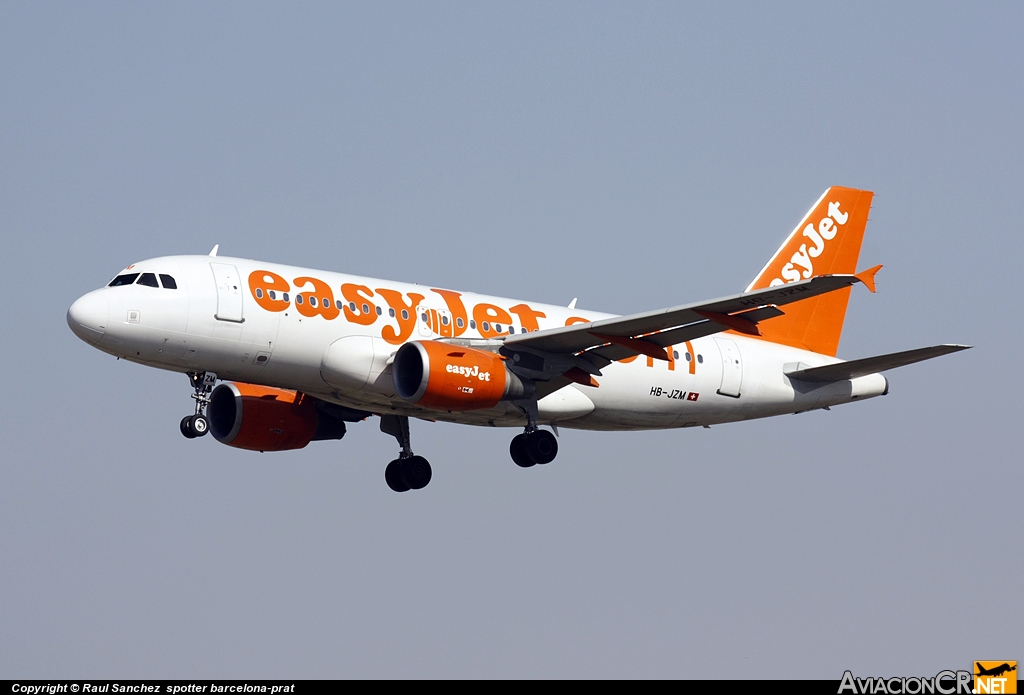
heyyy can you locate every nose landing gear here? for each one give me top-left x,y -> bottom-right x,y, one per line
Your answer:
180,371 -> 216,439
180,414 -> 208,438
380,414 -> 432,492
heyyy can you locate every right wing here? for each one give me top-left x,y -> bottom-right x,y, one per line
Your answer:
504,272 -> 875,365
489,272 -> 877,396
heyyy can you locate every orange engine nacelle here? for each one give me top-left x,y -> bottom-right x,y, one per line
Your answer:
207,382 -> 347,452
392,340 -> 532,411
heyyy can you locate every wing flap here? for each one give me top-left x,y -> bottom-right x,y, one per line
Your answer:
785,345 -> 971,382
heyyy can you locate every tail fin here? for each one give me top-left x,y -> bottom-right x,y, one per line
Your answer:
746,186 -> 874,356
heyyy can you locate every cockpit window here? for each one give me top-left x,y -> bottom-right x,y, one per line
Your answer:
159,274 -> 177,289
137,272 -> 159,287
109,273 -> 139,286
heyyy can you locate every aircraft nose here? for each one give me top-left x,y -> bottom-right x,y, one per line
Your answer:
67,291 -> 109,344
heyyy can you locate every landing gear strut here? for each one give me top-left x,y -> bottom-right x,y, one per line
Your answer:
509,400 -> 558,467
180,371 -> 216,439
380,414 -> 432,492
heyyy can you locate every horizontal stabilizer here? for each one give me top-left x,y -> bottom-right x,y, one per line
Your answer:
785,344 -> 971,382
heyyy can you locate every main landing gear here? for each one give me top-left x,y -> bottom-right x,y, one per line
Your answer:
509,429 -> 558,467
180,371 -> 216,439
380,414 -> 432,492
509,400 -> 558,467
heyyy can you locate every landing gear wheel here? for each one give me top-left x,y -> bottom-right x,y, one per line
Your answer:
188,414 -> 209,438
402,455 -> 432,490
385,459 -> 411,493
180,416 -> 197,439
510,433 -> 535,468
525,429 -> 557,465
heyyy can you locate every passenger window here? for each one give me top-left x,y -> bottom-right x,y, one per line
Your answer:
159,274 -> 177,289
137,273 -> 159,287
456,317 -> 464,328
376,306 -> 383,316
108,273 -> 139,287
296,295 -> 304,304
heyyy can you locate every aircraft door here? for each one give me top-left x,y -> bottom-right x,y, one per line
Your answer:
416,305 -> 435,337
437,308 -> 453,338
210,263 -> 244,323
715,337 -> 742,398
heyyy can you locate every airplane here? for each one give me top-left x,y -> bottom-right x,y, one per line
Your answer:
67,186 -> 969,492
976,663 -> 1016,678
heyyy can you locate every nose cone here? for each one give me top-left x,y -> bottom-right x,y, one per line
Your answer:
67,291 -> 109,344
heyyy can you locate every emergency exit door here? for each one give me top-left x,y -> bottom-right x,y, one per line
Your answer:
210,263 -> 244,322
715,337 -> 742,398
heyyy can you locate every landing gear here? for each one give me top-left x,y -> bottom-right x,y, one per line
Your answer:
509,399 -> 559,467
179,414 -> 209,439
380,414 -> 432,492
385,455 -> 432,492
509,429 -> 557,467
384,459 -> 410,492
510,433 -> 533,467
526,429 -> 557,464
180,371 -> 216,439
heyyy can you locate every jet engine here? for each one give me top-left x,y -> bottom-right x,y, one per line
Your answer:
392,340 -> 533,411
207,382 -> 348,451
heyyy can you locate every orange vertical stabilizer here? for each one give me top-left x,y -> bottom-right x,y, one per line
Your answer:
744,186 -> 875,357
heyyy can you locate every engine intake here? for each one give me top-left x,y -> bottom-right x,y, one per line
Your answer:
208,382 -> 348,451
393,340 -> 532,411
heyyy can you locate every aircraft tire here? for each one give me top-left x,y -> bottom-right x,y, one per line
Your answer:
180,416 -> 197,439
189,414 -> 209,437
402,455 -> 432,490
385,459 -> 410,492
510,434 -> 534,467
525,430 -> 557,465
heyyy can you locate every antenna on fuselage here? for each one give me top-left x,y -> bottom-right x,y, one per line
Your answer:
209,244 -> 219,257
568,298 -> 577,309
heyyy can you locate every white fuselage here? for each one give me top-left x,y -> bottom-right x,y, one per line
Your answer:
68,255 -> 887,430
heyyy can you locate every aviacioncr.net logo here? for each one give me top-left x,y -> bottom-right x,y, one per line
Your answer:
838,670 -> 974,695
974,662 -> 1017,694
